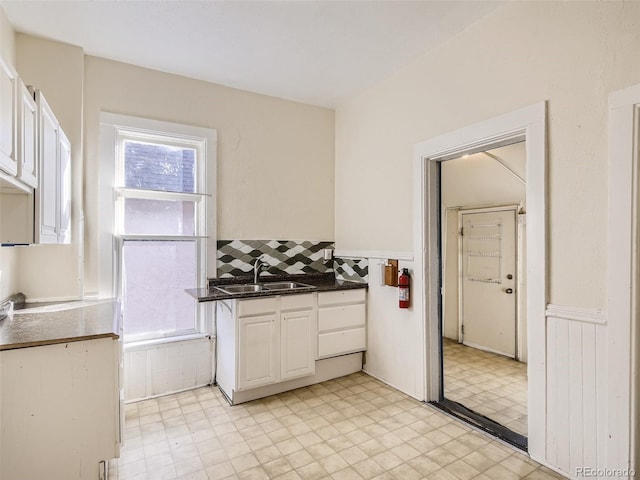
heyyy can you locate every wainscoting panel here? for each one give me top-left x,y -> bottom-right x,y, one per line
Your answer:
124,336 -> 214,402
545,305 -> 607,478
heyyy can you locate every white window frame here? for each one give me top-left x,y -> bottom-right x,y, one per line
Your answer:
99,113 -> 217,342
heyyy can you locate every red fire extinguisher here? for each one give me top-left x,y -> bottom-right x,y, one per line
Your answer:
399,268 -> 410,309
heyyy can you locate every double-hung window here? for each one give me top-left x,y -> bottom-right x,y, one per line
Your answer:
113,127 -> 209,342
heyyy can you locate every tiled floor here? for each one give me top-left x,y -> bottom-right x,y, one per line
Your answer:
109,372 -> 564,479
443,338 -> 528,436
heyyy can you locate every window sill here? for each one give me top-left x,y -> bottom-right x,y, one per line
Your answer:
124,332 -> 212,351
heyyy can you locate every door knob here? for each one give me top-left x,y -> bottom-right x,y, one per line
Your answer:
505,288 -> 513,294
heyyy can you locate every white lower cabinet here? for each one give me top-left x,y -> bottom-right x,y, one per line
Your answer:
216,289 -> 365,404
317,289 -> 366,359
216,293 -> 317,402
0,338 -> 121,480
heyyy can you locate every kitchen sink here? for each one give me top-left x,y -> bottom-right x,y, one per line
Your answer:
213,281 -> 315,295
214,284 -> 265,294
263,281 -> 314,290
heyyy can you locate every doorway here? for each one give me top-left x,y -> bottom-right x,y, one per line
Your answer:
439,143 -> 528,449
413,101 -> 547,460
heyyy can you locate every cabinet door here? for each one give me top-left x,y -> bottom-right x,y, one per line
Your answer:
18,81 -> 37,188
0,57 -> 17,176
281,309 -> 315,380
0,339 -> 119,480
238,313 -> 279,390
36,95 -> 59,244
57,130 -> 71,244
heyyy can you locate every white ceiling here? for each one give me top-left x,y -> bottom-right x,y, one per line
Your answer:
1,0 -> 503,108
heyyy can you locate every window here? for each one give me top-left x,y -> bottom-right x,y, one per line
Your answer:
107,122 -> 214,342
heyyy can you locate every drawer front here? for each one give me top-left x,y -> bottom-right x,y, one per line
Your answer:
318,304 -> 365,333
318,327 -> 366,358
238,297 -> 278,317
281,293 -> 315,312
318,289 -> 366,307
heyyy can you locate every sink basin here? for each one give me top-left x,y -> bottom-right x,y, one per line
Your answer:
213,281 -> 315,295
214,284 -> 265,294
263,281 -> 314,290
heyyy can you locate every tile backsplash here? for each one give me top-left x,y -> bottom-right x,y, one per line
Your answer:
216,240 -> 334,278
334,257 -> 369,283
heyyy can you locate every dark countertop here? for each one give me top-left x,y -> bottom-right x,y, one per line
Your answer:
0,299 -> 121,351
186,272 -> 368,302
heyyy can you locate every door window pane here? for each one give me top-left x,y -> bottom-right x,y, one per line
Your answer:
124,140 -> 196,193
122,240 -> 197,338
123,198 -> 195,236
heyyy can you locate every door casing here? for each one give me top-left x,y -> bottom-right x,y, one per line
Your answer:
413,101 -> 547,460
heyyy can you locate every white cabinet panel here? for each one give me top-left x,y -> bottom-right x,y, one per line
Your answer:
238,313 -> 279,390
34,91 -> 71,245
281,309 -> 315,380
0,56 -> 17,176
317,288 -> 367,360
318,304 -> 366,333
318,289 -> 366,307
17,81 -> 37,188
238,297 -> 278,317
281,293 -> 315,311
0,338 -> 120,480
36,94 -> 59,244
57,130 -> 71,244
318,327 -> 366,359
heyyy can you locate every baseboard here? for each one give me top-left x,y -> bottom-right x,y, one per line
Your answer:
361,368 -> 424,402
223,352 -> 363,405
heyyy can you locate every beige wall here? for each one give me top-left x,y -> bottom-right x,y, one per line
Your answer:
0,5 -> 14,63
83,56 -> 335,294
14,35 -> 84,300
0,7 -> 17,300
1,29 -> 334,299
335,1 -> 640,309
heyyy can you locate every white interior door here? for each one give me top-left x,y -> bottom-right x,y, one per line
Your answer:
460,207 -> 517,357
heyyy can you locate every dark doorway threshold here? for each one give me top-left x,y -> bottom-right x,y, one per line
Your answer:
430,398 -> 528,452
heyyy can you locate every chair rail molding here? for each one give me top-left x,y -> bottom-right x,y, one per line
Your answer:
545,304 -> 607,326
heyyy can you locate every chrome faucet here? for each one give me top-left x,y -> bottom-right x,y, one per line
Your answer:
253,256 -> 269,284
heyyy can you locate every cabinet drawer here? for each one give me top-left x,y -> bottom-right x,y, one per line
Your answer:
318,327 -> 366,358
238,297 -> 278,317
281,293 -> 315,311
318,289 -> 366,307
318,304 -> 365,333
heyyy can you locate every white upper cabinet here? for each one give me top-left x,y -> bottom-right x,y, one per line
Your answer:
0,56 -> 18,176
0,54 -> 70,247
17,81 -> 37,188
36,93 -> 59,243
35,91 -> 71,245
57,130 -> 71,244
